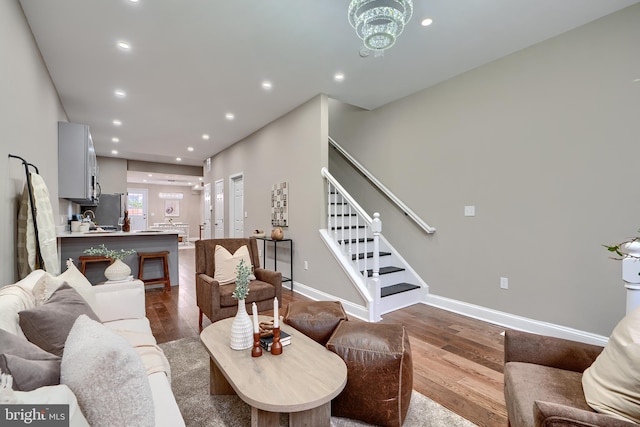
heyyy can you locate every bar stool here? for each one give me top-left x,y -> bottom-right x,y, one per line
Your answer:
137,251 -> 171,291
78,256 -> 113,276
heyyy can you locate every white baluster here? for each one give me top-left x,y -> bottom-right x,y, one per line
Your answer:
370,212 -> 382,321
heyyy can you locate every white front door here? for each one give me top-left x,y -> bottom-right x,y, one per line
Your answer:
203,183 -> 212,239
229,173 -> 244,238
126,188 -> 148,231
214,179 -> 224,238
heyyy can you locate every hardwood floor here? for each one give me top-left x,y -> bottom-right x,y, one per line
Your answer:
145,247 -> 508,427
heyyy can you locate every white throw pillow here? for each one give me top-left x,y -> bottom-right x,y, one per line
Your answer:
15,384 -> 90,427
213,245 -> 255,285
61,315 -> 154,427
32,259 -> 96,311
582,306 -> 640,423
0,285 -> 35,337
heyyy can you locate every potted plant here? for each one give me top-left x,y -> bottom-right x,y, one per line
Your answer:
229,259 -> 253,350
83,244 -> 136,281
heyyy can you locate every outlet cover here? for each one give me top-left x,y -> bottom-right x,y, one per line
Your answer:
500,277 -> 509,289
464,205 -> 476,217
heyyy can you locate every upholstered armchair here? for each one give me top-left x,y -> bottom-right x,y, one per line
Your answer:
195,237 -> 282,327
504,330 -> 637,427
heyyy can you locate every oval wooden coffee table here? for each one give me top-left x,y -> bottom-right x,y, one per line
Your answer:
200,315 -> 347,427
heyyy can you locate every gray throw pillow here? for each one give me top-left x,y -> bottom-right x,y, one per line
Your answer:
18,283 -> 100,356
0,328 -> 60,391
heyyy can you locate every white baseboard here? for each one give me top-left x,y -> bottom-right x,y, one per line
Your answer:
425,293 -> 608,347
288,281 -> 609,346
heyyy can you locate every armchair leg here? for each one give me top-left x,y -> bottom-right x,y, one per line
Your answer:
199,309 -> 203,328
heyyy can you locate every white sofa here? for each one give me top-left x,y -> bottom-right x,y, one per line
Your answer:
0,267 -> 185,427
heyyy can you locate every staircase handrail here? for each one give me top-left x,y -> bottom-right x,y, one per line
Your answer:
321,167 -> 372,225
328,136 -> 436,234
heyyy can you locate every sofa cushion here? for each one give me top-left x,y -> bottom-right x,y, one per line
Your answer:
19,283 -> 100,357
61,315 -> 155,427
15,384 -> 90,427
33,259 -> 96,311
0,328 -> 60,391
504,362 -> 593,427
582,306 -> 640,423
213,245 -> 255,285
0,285 -> 36,337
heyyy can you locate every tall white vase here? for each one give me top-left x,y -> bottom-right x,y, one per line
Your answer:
104,259 -> 131,281
229,299 -> 253,350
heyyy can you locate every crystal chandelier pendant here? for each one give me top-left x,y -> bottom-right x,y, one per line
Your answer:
348,0 -> 413,55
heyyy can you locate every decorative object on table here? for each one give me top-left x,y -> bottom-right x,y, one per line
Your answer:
270,297 -> 282,355
229,259 -> 253,350
83,244 -> 135,281
252,229 -> 265,238
271,181 -> 288,227
251,302 -> 262,357
165,200 -> 179,217
122,210 -> 131,232
259,320 -> 291,351
271,227 -> 284,240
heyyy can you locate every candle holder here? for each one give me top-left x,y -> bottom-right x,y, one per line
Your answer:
252,333 -> 262,357
271,327 -> 283,355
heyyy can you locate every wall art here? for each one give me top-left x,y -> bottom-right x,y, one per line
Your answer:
271,182 -> 288,227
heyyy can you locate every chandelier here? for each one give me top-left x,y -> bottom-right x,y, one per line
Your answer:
348,0 -> 413,56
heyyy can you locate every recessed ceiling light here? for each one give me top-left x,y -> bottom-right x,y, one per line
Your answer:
199,177 -> 203,181
633,78 -> 640,83
187,182 -> 192,186
176,157 -> 182,162
202,134 -> 210,140
117,41 -> 131,51
225,113 -> 235,120
187,147 -> 194,152
114,89 -> 126,98
143,179 -> 147,183
421,18 -> 433,26
129,0 -> 139,3
148,174 -> 153,177
262,81 -> 272,90
334,72 -> 345,82
111,150 -> 118,155
112,137 -> 120,143
112,119 -> 122,126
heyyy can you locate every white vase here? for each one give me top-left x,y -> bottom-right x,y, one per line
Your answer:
104,259 -> 131,281
229,300 -> 254,350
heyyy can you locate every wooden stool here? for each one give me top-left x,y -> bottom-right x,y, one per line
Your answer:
137,251 -> 171,291
78,256 -> 113,276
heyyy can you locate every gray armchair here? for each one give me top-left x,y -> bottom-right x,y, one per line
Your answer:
504,330 -> 636,427
195,237 -> 282,327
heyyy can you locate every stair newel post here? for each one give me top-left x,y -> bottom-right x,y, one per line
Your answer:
371,212 -> 382,321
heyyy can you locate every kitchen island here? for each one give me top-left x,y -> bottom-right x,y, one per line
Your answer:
57,230 -> 180,286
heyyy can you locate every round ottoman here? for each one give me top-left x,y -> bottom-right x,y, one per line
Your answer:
282,301 -> 348,345
326,321 -> 413,427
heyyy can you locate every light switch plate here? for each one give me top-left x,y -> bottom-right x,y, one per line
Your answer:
464,205 -> 476,217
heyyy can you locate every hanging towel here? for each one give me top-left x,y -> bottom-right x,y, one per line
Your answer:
17,173 -> 60,278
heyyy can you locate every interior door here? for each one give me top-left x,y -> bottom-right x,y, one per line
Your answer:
230,174 -> 244,238
214,179 -> 224,238
203,183 -> 212,239
126,188 -> 148,231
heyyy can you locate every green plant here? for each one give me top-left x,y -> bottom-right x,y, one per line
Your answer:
83,244 -> 135,261
232,259 -> 251,300
604,233 -> 640,260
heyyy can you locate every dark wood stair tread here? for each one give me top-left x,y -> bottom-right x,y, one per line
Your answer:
352,251 -> 391,260
362,266 -> 405,277
381,283 -> 421,298
332,225 -> 366,230
338,238 -> 374,244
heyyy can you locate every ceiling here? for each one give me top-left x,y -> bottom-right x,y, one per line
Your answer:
19,0 -> 639,173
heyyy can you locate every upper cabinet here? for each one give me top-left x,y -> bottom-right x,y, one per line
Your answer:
58,121 -> 99,205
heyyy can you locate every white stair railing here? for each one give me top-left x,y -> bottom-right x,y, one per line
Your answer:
321,167 -> 381,320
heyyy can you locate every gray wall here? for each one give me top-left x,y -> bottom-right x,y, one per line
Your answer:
329,5 -> 640,336
143,184 -> 203,241
204,95 -> 364,305
97,156 -> 127,194
1,0 -> 68,284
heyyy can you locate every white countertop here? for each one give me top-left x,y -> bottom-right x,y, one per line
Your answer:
57,230 -> 180,238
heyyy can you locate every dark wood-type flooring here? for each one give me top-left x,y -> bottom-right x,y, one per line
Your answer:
145,247 -> 507,427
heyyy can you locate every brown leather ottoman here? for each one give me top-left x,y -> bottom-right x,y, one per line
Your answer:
282,301 -> 348,345
326,321 -> 413,427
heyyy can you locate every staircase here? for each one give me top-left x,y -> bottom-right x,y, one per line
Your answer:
320,167 -> 427,321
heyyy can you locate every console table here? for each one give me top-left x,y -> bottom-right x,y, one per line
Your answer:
256,237 -> 293,291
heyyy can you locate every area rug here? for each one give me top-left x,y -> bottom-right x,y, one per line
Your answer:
159,336 -> 477,427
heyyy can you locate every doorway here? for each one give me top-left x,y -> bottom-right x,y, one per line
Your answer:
126,188 -> 148,231
229,173 -> 244,238
203,183 -> 212,239
214,179 -> 224,238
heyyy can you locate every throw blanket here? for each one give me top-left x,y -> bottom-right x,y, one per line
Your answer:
17,173 -> 59,278
113,329 -> 172,381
